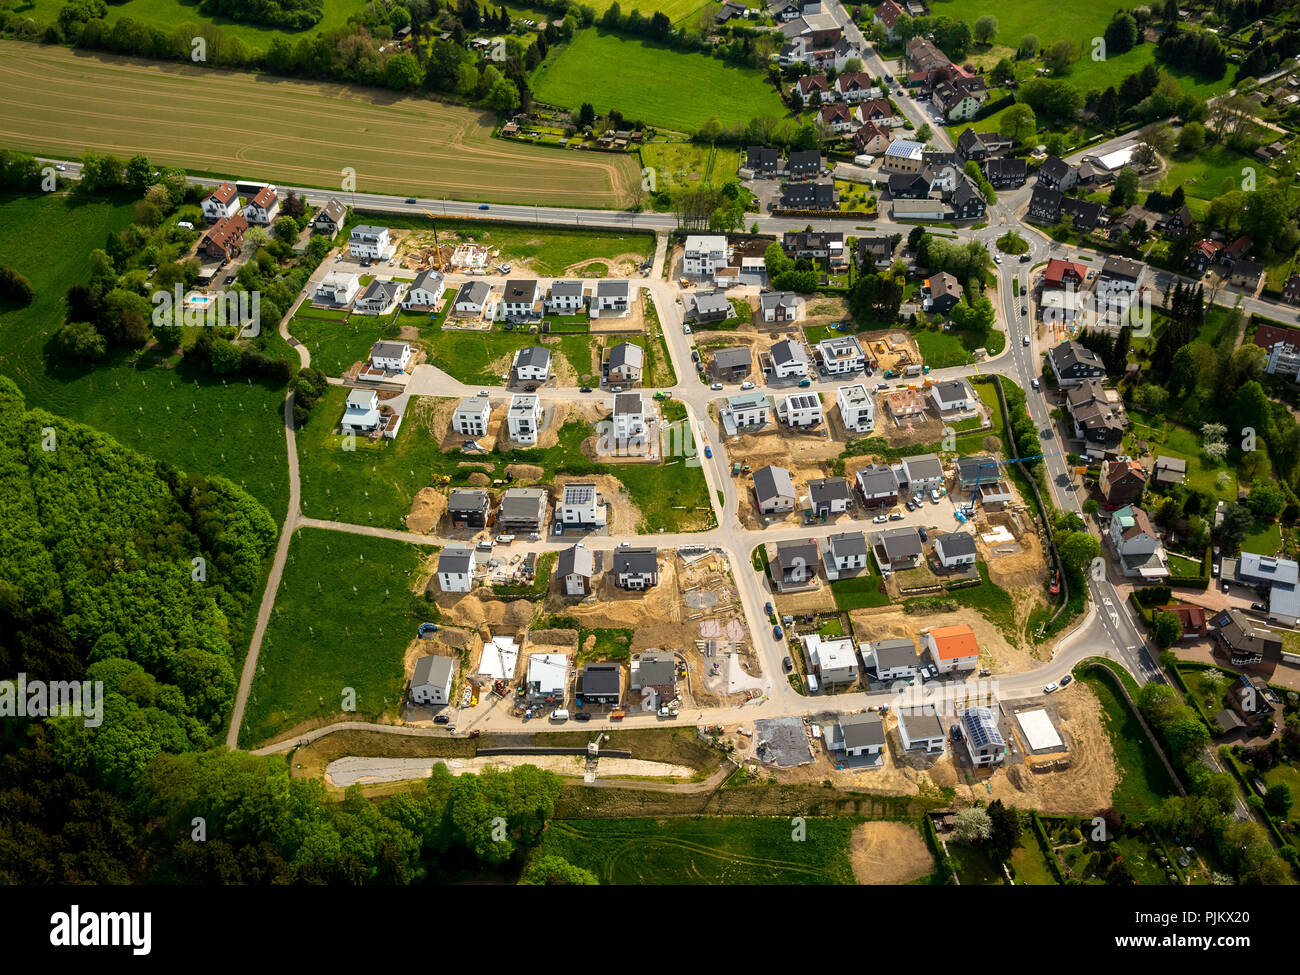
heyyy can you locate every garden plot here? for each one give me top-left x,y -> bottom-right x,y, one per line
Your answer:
849,822 -> 936,885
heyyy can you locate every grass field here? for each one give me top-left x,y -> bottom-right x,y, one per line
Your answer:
639,142 -> 743,191
531,30 -> 786,134
1125,413 -> 1238,501
1081,666 -> 1180,820
0,192 -> 291,521
530,816 -> 858,884
0,40 -> 637,206
1010,840 -> 1059,885
239,527 -> 430,747
948,842 -> 1004,884
830,572 -> 889,610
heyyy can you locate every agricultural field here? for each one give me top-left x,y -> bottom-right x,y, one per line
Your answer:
530,817 -> 858,884
239,527 -> 430,747
0,40 -> 638,206
0,191 -> 291,521
531,30 -> 786,133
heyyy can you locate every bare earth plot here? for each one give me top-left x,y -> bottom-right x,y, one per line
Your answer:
0,41 -> 637,207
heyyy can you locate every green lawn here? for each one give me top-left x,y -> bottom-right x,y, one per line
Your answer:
830,572 -> 889,610
948,842 -> 1004,885
1159,144 -> 1272,213
0,192 -> 290,521
1243,519 -> 1283,555
289,314 -> 410,377
640,142 -> 743,191
577,627 -> 635,663
1263,764 -> 1300,820
1080,666 -> 1180,820
1125,412 -> 1238,502
1010,841 -> 1059,885
239,527 -> 431,747
529,817 -> 858,884
531,29 -> 787,134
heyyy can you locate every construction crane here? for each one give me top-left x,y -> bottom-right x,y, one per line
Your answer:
421,208 -> 444,269
964,451 -> 1064,515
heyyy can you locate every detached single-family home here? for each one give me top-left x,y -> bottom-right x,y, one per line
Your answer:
341,388 -> 382,433
312,198 -> 347,236
506,393 -> 542,444
1108,504 -> 1168,580
631,651 -> 679,706
501,279 -> 543,321
960,707 -> 1007,765
870,638 -> 920,682
593,279 -> 631,314
579,663 -> 622,706
924,624 -> 979,673
559,482 -> 606,529
404,269 -> 445,309
1230,553 -> 1300,628
855,464 -> 899,509
610,393 -> 647,444
710,346 -> 753,382
827,713 -> 885,762
1152,455 -> 1186,487
686,290 -> 732,323
448,488 -> 490,529
437,546 -> 476,593
202,182 -> 241,222
822,530 -> 868,579
454,280 -> 491,315
857,236 -> 896,269
354,279 -> 404,316
782,230 -> 845,267
1100,458 -> 1146,506
1211,607 -> 1283,667
853,121 -> 892,156
769,338 -> 810,379
882,139 -> 925,175
348,225 -> 390,261
315,271 -> 360,306
242,186 -> 279,226
1065,381 -> 1125,453
453,394 -> 491,438
410,655 -> 455,706
557,543 -> 595,596
899,706 -> 946,752
899,452 -> 943,497
1036,156 -> 1077,191
837,384 -> 875,433
754,465 -> 797,514
547,279 -> 585,313
770,539 -> 820,591
957,455 -> 997,488
1042,259 -> 1088,291
759,291 -> 804,323
809,477 -> 853,518
1047,340 -> 1107,387
779,391 -> 823,428
726,392 -> 772,429
606,342 -> 643,384
369,340 -> 410,372
525,653 -> 569,705
512,346 -> 551,383
935,531 -> 977,569
818,335 -> 865,374
870,526 -> 923,572
923,272 -> 963,317
497,487 -> 549,534
802,634 -> 860,689
929,378 -> 973,414
612,547 -> 659,590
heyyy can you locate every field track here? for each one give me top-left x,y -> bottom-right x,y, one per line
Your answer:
0,40 -> 637,206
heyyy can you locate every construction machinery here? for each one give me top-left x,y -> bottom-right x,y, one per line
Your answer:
421,208 -> 444,268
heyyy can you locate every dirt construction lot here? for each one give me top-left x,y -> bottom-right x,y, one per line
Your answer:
850,821 -> 935,884
728,426 -> 840,529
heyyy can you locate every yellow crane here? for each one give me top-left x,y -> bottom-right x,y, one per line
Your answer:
421,208 -> 444,269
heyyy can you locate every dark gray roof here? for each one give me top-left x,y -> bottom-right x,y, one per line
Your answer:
370,340 -> 408,359
827,530 -> 867,559
612,547 -> 658,575
775,539 -> 818,572
634,651 -> 677,687
581,662 -> 622,695
957,455 -> 997,482
438,546 -> 474,574
613,392 -> 643,416
499,487 -> 548,521
936,531 -> 977,559
899,705 -> 945,739
456,280 -> 490,304
1048,339 -> 1105,374
877,526 -> 923,560
770,338 -> 808,366
856,464 -> 899,496
839,713 -> 885,749
515,345 -> 551,369
607,342 -> 643,370
411,269 -> 443,292
872,637 -> 918,670
753,465 -> 796,504
902,452 -> 943,481
504,278 -> 540,301
597,279 -> 631,297
550,279 -> 584,297
931,379 -> 970,405
809,477 -> 852,505
557,543 -> 594,578
360,278 -> 401,303
448,488 -> 489,510
412,654 -> 454,688
712,347 -> 752,369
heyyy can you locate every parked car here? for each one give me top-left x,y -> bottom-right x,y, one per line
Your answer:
467,729 -> 481,738
873,514 -> 888,523
930,489 -> 942,503
433,714 -> 450,724
683,323 -> 692,334
1059,675 -> 1073,686
888,511 -> 904,521
773,625 -> 784,640
797,378 -> 811,388
580,386 -> 592,393
1044,682 -> 1059,694
1251,601 -> 1268,611
574,712 -> 592,722
740,380 -> 755,390
495,534 -> 515,544
710,382 -> 723,390
610,386 -> 623,393
783,656 -> 793,672
918,527 -> 928,542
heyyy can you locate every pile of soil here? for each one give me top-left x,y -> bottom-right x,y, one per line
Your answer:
505,463 -> 545,481
406,487 -> 446,534
467,471 -> 491,487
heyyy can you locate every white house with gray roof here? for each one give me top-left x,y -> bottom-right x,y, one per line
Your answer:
557,543 -> 595,596
686,289 -> 732,323
769,338 -> 810,378
506,393 -> 542,444
501,279 -> 542,320
606,342 -> 643,384
593,279 -> 632,314
808,477 -> 852,517
348,225 -> 391,260
611,393 -> 646,443
935,531 -> 977,568
855,464 -> 899,508
753,465 -> 797,514
837,383 -> 874,432
410,655 -> 455,706
354,278 -> 404,315
369,341 -> 410,372
759,290 -> 804,323
870,525 -> 923,571
437,546 -> 476,593
827,713 -> 884,762
512,346 -> 551,382
899,452 -> 944,495
612,548 -> 659,589
453,394 -> 491,438
403,269 -> 445,309
498,487 -> 549,533
869,638 -> 920,681
822,530 -> 868,579
454,280 -> 491,315
899,706 -> 946,752
547,279 -> 586,313
929,378 -> 973,413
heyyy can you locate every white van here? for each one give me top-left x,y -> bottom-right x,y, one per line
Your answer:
549,709 -> 570,722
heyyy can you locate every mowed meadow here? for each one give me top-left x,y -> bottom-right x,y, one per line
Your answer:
0,40 -> 639,206
531,30 -> 787,133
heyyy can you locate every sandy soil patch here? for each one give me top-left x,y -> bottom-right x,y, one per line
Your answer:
564,253 -> 645,277
849,821 -> 935,884
505,463 -> 545,481
541,334 -> 580,385
467,471 -> 491,487
326,754 -> 695,787
406,486 -> 447,534
431,589 -> 539,629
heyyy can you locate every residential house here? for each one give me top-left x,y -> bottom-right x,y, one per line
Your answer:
873,0 -> 906,39
809,478 -> 853,518
818,335 -> 865,374
1100,458 -> 1146,506
341,388 -> 382,433
956,454 -> 997,488
452,394 -> 491,438
974,479 -> 1013,508
787,149 -> 823,179
559,482 -> 606,529
579,663 -> 622,706
315,271 -> 360,306
1096,256 -> 1147,312
923,271 -> 963,316
410,655 -> 455,706
631,651 -> 679,706
822,529 -> 868,579
754,465 -> 797,514
447,488 -> 490,529
759,291 -> 805,323
348,225 -> 390,261
1254,323 -> 1300,379
836,72 -> 880,102
524,653 -> 569,705
1152,455 -> 1186,487
1189,238 -> 1222,275
932,74 -> 987,121
1225,673 -> 1280,730
827,713 -> 885,761
899,706 -> 946,752
888,170 -> 931,200
1212,608 -> 1283,667
710,346 -> 753,381
802,634 -> 860,689
497,487 -> 549,533
818,102 -> 862,134
506,393 -> 543,444
984,157 -> 1027,188
1036,156 -> 1077,191
404,269 -> 445,309
1046,339 -> 1106,387
593,279 -> 632,314
1160,604 -> 1209,640
935,531 -> 977,569
929,378 -> 973,414
837,383 -> 875,433
369,340 -> 410,372
870,525 -> 923,571
856,464 -> 899,509
949,173 -> 987,221
611,547 -> 659,590
512,346 -> 551,383
547,279 -> 586,313
745,145 -> 781,177
1108,504 -> 1169,579
780,181 -> 837,210
606,342 -> 643,384
904,35 -> 950,81
312,198 -> 347,236
960,707 -> 1007,765
770,538 -> 821,590
1230,259 -> 1265,292
686,290 -> 732,323
437,546 -> 476,593
782,231 -> 845,268
956,127 -> 1013,162
1283,273 -> 1300,306
857,236 -> 896,269
199,213 -> 247,260
453,280 -> 491,315
502,279 -> 543,321
853,121 -> 892,156
557,543 -> 595,596
1233,553 -> 1300,627
1042,259 -> 1088,292
610,392 -> 648,447
726,391 -> 772,429
870,638 -> 920,681
882,139 -> 925,174
769,338 -> 810,378
242,185 -> 280,226
891,198 -> 950,221
354,279 -> 404,316
1065,380 -> 1124,453
924,623 -> 979,673
899,452 -> 944,496
780,391 -> 823,427
683,235 -> 731,278
202,182 -> 241,222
